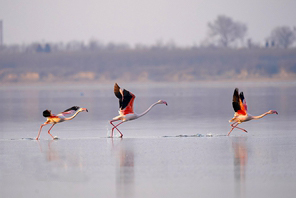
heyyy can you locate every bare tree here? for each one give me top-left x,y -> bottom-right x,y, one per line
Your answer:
270,26 -> 296,48
207,15 -> 247,47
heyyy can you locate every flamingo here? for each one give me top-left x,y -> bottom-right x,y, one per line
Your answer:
228,88 -> 278,136
110,83 -> 168,138
36,106 -> 88,140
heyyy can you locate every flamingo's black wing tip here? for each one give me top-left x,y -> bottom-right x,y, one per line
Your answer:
114,83 -> 122,99
64,106 -> 80,112
240,92 -> 245,101
71,106 -> 80,111
233,88 -> 240,102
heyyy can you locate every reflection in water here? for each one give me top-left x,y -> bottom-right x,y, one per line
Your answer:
1,83 -> 296,198
36,140 -> 86,182
110,139 -> 135,198
232,137 -> 248,198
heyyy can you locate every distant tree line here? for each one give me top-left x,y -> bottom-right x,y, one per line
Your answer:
0,46 -> 295,83
204,15 -> 296,49
0,15 -> 295,83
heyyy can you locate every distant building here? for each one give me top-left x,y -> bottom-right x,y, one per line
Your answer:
265,41 -> 269,48
36,43 -> 51,53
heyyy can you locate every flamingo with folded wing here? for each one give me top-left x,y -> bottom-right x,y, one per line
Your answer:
36,106 -> 88,140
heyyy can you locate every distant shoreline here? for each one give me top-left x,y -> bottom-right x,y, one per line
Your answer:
1,78 -> 296,90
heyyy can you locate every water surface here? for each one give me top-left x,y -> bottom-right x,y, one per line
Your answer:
0,82 -> 296,198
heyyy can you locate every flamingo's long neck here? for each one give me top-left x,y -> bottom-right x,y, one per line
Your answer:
251,111 -> 270,120
136,102 -> 159,119
64,110 -> 81,121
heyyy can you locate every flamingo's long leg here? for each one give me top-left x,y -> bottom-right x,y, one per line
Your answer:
114,122 -> 124,137
228,122 -> 238,136
234,126 -> 247,133
110,120 -> 123,138
36,123 -> 48,140
230,123 -> 239,129
112,121 -> 123,137
47,123 -> 56,139
110,120 -> 118,137
228,123 -> 247,136
231,123 -> 247,133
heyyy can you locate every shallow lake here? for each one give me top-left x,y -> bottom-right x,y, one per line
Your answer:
0,81 -> 296,198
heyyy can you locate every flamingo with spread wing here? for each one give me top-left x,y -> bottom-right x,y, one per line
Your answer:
110,83 -> 168,138
228,88 -> 278,136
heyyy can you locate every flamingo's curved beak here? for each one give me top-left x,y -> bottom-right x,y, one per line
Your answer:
81,108 -> 88,112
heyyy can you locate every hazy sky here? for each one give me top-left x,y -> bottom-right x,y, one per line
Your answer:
0,0 -> 295,46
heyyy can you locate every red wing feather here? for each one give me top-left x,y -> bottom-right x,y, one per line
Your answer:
120,94 -> 135,115
239,92 -> 247,115
232,88 -> 247,115
49,115 -> 59,118
114,83 -> 136,115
